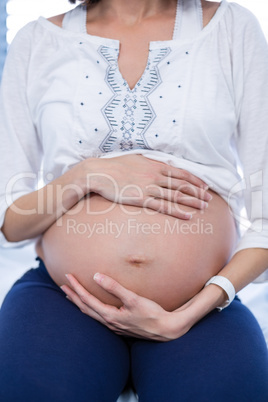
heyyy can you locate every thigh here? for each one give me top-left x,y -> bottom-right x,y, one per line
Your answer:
131,300 -> 268,402
0,261 -> 130,402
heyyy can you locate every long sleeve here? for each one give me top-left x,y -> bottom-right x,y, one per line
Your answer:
0,22 -> 42,247
231,6 -> 268,277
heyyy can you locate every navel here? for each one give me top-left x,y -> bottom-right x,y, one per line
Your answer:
126,253 -> 151,266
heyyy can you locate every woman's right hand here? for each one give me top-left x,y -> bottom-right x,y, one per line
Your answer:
80,154 -> 212,219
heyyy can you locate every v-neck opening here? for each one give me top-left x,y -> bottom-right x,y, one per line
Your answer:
78,0 -> 221,92
40,1 -> 227,92
82,1 -> 181,92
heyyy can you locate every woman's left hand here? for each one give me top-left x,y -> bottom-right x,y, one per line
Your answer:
61,273 -> 190,342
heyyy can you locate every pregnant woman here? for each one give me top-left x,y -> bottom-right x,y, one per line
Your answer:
0,0 -> 268,401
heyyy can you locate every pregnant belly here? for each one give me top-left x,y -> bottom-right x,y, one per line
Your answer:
37,191 -> 237,311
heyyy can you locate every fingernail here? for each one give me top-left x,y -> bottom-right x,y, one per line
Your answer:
94,273 -> 103,282
206,193 -> 213,201
65,274 -> 69,281
185,213 -> 192,219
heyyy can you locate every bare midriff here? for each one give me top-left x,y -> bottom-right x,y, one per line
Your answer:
37,191 -> 237,311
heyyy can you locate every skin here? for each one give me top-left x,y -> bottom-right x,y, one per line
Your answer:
62,244 -> 268,342
39,189 -> 237,311
2,0 -> 220,244
58,0 -> 268,341
41,0 -> 234,314
49,0 -> 220,90
3,0 -> 268,342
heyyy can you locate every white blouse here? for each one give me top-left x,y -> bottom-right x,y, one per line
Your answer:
0,0 -> 268,278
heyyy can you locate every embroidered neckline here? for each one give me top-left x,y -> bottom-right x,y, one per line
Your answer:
98,46 -> 171,152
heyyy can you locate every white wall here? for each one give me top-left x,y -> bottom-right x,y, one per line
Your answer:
6,0 -> 75,43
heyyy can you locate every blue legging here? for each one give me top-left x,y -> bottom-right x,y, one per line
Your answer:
0,258 -> 268,402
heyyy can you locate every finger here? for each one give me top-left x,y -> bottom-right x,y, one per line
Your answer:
147,187 -> 208,209
143,197 -> 193,219
93,273 -> 139,307
61,282 -> 145,337
160,166 -> 209,190
63,285 -> 125,334
61,284 -> 108,324
171,191 -> 208,210
157,178 -> 212,202
63,275 -> 119,319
